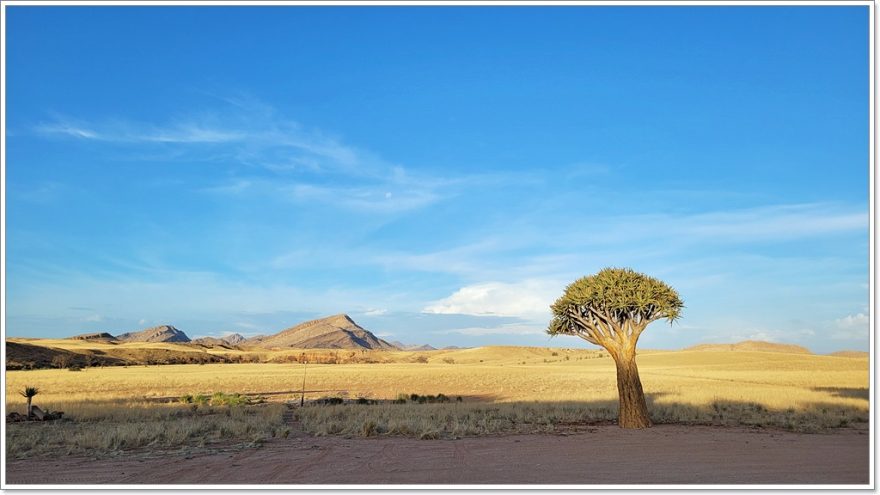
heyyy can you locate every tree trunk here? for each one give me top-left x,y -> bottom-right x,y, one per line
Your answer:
613,350 -> 652,429
26,398 -> 33,418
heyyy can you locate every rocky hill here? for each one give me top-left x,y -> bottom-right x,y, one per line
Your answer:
684,340 -> 812,354
390,340 -> 437,351
192,333 -> 247,347
253,314 -> 397,350
116,325 -> 191,343
68,332 -> 118,342
222,333 -> 247,345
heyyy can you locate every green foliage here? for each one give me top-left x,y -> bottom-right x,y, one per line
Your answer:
179,392 -> 246,406
548,267 -> 683,339
211,392 -> 249,406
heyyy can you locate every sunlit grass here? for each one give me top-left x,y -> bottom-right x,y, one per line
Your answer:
5,400 -> 288,459
4,347 -> 868,458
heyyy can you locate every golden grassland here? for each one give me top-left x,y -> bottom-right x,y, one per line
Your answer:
5,345 -> 870,458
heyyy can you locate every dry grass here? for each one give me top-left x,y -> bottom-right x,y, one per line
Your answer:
6,400 -> 288,459
5,346 -> 869,457
296,398 -> 866,439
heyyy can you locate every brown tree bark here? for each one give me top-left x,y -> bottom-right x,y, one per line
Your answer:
612,349 -> 652,429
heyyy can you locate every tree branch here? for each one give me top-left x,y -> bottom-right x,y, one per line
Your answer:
566,309 -> 606,346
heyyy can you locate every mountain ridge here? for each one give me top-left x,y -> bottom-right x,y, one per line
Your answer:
252,314 -> 397,350
116,325 -> 191,343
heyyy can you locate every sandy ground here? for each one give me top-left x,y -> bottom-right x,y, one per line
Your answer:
5,425 -> 869,485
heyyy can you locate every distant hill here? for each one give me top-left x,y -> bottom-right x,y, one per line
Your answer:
192,333 -> 246,347
5,340 -> 225,370
253,314 -> 397,350
116,325 -> 191,343
68,332 -> 118,342
390,340 -> 437,351
685,340 -> 812,354
828,351 -> 869,358
223,333 -> 247,345
244,334 -> 268,345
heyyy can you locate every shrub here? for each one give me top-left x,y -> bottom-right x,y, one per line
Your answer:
52,355 -> 72,369
442,358 -> 455,364
211,392 -> 249,406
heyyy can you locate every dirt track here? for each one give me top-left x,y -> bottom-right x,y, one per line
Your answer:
5,425 -> 869,485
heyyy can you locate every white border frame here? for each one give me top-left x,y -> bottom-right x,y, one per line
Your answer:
0,0 -> 874,491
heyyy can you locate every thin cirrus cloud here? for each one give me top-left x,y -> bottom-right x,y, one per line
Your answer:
535,203 -> 868,249
32,101 -> 466,215
32,104 -> 366,176
34,118 -> 245,144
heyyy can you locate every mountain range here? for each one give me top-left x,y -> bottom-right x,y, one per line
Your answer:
68,315 -> 430,351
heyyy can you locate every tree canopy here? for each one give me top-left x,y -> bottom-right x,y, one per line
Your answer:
548,268 -> 683,348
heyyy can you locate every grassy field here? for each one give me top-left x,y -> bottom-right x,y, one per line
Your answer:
5,345 -> 870,458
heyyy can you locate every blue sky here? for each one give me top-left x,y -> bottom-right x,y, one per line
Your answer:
5,5 -> 870,352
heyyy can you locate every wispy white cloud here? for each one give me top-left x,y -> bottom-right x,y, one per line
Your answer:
536,203 -> 867,250
832,312 -> 869,340
676,203 -> 866,241
35,120 -> 100,139
836,312 -> 869,328
35,117 -> 244,144
33,104 -> 365,176
34,99 -> 477,215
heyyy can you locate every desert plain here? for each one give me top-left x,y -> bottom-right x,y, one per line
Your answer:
3,337 -> 870,485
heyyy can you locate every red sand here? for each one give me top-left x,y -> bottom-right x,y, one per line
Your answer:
5,425 -> 869,485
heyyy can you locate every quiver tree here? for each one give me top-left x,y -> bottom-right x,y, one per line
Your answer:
548,268 -> 683,428
19,386 -> 39,418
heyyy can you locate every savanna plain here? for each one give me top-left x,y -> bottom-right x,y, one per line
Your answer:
4,342 -> 870,485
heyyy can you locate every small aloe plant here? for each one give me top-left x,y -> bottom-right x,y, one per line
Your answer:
19,386 -> 39,418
